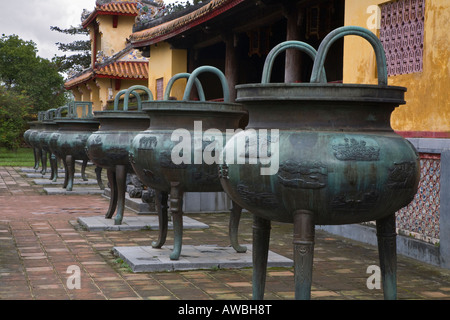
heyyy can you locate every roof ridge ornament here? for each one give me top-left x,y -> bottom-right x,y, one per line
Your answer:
136,1 -> 167,24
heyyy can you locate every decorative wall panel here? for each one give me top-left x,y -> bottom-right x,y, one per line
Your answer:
379,0 -> 425,76
396,153 -> 440,244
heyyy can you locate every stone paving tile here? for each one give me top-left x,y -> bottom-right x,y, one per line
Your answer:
1,166 -> 450,301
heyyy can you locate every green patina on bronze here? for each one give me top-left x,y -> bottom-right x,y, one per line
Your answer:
130,66 -> 248,260
24,111 -> 46,171
86,86 -> 152,225
50,101 -> 100,191
219,26 -> 420,300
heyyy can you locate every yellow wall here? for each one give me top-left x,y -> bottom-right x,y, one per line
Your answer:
86,15 -> 136,66
95,78 -> 112,111
79,14 -> 148,112
97,15 -> 136,57
344,0 -> 450,134
90,78 -> 149,111
148,42 -> 187,100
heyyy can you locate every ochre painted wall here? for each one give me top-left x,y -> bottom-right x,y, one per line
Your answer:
76,14 -> 149,112
148,42 -> 187,100
344,0 -> 450,135
96,15 -> 136,57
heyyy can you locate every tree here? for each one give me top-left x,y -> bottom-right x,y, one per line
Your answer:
0,85 -> 32,150
50,25 -> 91,74
0,34 -> 68,149
0,34 -> 38,89
0,34 -> 67,113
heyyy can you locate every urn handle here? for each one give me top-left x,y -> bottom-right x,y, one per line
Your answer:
38,111 -> 45,121
55,106 -> 68,118
182,66 -> 230,103
310,26 -> 388,86
68,101 -> 94,119
123,85 -> 154,111
114,89 -> 142,111
164,73 -> 205,101
261,40 -> 327,84
44,108 -> 57,121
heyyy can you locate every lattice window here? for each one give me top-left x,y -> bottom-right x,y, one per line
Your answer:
379,0 -> 425,76
396,153 -> 440,244
156,77 -> 164,100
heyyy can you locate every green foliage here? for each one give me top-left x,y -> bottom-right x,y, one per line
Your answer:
0,34 -> 68,113
50,25 -> 91,74
0,34 -> 68,150
0,34 -> 38,89
0,86 -> 32,150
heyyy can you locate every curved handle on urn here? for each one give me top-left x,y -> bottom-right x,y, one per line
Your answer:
261,40 -> 327,84
45,108 -> 57,121
310,26 -> 388,85
37,111 -> 45,122
164,73 -> 206,101
123,85 -> 154,111
56,106 -> 68,118
182,66 -> 230,103
114,89 -> 142,111
68,101 -> 93,119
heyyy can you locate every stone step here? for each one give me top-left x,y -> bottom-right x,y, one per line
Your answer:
77,215 -> 209,231
113,244 -> 293,273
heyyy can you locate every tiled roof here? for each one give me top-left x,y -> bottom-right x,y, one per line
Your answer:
64,61 -> 148,89
83,1 -> 139,28
130,0 -> 245,46
65,46 -> 149,89
96,61 -> 149,79
64,70 -> 94,89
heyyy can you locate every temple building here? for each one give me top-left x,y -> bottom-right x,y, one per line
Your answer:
64,0 -> 149,111
61,0 -> 450,267
128,0 -> 448,138
126,0 -> 449,268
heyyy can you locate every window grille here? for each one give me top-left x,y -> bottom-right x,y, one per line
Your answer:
379,0 -> 425,76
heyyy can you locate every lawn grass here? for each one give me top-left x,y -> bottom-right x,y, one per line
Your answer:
0,147 -> 40,167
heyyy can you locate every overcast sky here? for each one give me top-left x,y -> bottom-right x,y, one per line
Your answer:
0,0 -> 95,60
0,0 -> 180,61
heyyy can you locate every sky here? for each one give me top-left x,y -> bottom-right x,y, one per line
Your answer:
0,0 -> 181,61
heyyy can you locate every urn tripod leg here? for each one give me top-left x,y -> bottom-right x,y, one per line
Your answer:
152,190 -> 169,249
50,154 -> 58,182
293,210 -> 315,300
169,182 -> 184,260
114,165 -> 126,225
66,155 -> 75,191
95,166 -> 104,190
41,151 -> 48,175
81,159 -> 88,181
105,169 -> 117,219
252,215 -> 271,300
376,213 -> 397,300
229,201 -> 247,253
33,148 -> 41,170
62,157 -> 68,189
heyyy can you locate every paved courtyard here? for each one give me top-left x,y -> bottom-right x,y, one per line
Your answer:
1,165 -> 450,301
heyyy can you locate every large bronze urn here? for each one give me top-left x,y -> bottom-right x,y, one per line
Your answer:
37,108 -> 60,181
49,102 -> 99,191
129,67 -> 248,260
24,111 -> 45,171
86,86 -> 152,225
219,26 -> 420,300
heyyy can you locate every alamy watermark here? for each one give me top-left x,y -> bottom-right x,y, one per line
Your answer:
366,5 -> 381,30
170,121 -> 280,175
366,265 -> 381,290
66,265 -> 81,290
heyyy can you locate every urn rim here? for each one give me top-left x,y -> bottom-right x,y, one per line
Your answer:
235,83 -> 407,105
141,100 -> 247,115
